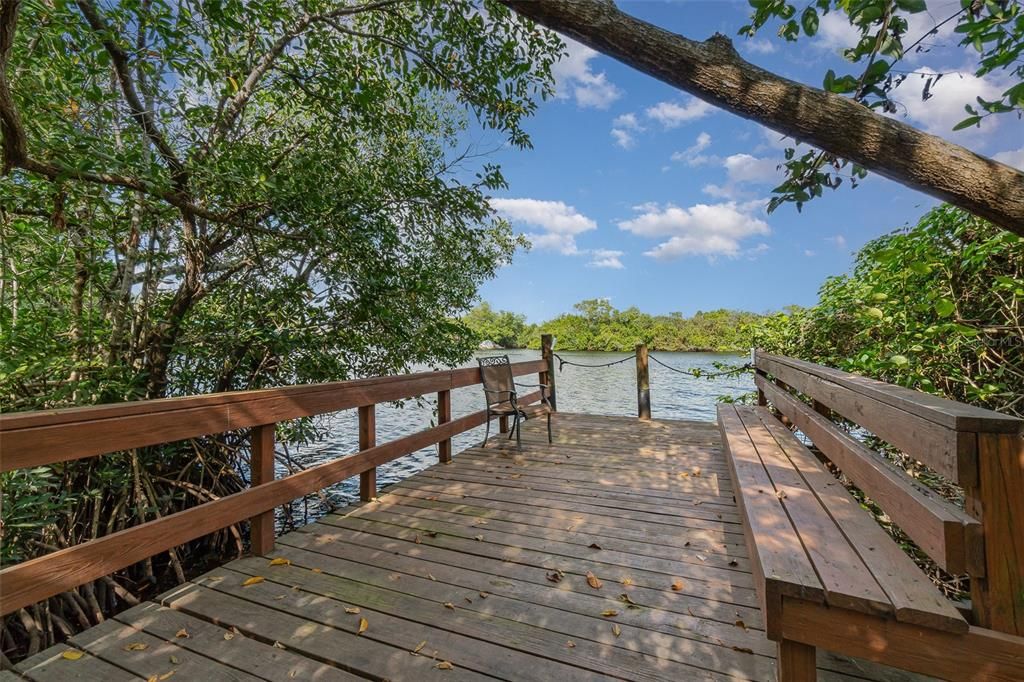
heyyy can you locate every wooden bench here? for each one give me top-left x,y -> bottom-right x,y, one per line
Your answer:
717,351 -> 1024,681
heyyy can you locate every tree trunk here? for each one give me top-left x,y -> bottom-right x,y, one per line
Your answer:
500,0 -> 1024,236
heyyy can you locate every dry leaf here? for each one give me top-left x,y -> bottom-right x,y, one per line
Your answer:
546,570 -> 564,583
671,579 -> 684,592
357,618 -> 369,635
734,619 -> 747,631
566,640 -> 576,648
412,641 -> 426,655
618,593 -> 639,607
160,671 -> 176,680
61,650 -> 84,661
427,574 -> 437,581
415,535 -> 422,544
241,576 -> 265,587
478,591 -> 489,599
269,557 -> 290,566
123,643 -> 148,651
464,597 -> 473,604
585,571 -> 603,589
612,624 -> 621,637
473,535 -> 483,541
435,661 -> 454,670
273,641 -> 286,649
274,595 -> 286,601
345,607 -> 361,614
677,471 -> 689,478
601,609 -> 618,618
509,473 -> 521,479
147,676 -> 158,682
169,655 -> 180,665
174,628 -> 189,639
620,577 -> 634,586
696,554 -> 708,562
311,568 -> 323,574
443,602 -> 455,610
776,490 -> 787,500
692,467 -> 702,477
588,543 -> 602,550
427,496 -> 438,501
224,632 -> 235,640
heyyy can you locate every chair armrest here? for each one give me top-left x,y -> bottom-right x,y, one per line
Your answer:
514,383 -> 549,389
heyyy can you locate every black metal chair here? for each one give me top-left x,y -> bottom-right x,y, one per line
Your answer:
478,355 -> 553,450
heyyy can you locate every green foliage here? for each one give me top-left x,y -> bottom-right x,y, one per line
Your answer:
463,299 -> 763,352
747,205 -> 1024,417
740,0 -> 1024,214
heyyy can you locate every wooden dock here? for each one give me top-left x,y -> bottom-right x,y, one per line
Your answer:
12,413 -> 927,681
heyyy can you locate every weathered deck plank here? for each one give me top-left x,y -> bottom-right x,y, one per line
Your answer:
9,412 -> 931,681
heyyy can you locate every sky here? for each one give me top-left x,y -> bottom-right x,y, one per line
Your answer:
468,0 -> 1024,323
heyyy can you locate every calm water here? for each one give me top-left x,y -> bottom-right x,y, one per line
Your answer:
280,350 -> 752,525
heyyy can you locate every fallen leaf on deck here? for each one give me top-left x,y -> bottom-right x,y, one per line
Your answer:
427,574 -> 437,581
671,579 -> 684,591
464,597 -> 472,603
269,557 -> 290,566
586,571 -> 603,589
620,577 -> 633,586
677,472 -> 689,478
696,554 -> 707,562
174,628 -> 189,639
241,576 -> 265,587
546,570 -> 564,583
776,490 -> 787,500
415,535 -> 422,544
273,641 -> 286,649
692,467 -> 702,477
618,593 -> 639,607
509,473 -> 522,479
169,655 -> 180,665
425,531 -> 439,538
357,618 -> 368,635
731,646 -> 754,655
123,643 -> 148,651
61,650 -> 84,661
566,640 -> 576,648
612,624 -> 621,637
159,672 -> 176,681
224,632 -> 235,640
734,619 -> 747,631
478,591 -> 489,598
412,641 -> 427,655
435,661 -> 454,670
427,496 -> 438,501
601,609 -> 618,617
474,535 -> 483,541
443,602 -> 455,609
273,595 -> 286,600
345,607 -> 361,614
311,568 -> 323,573
588,543 -> 602,550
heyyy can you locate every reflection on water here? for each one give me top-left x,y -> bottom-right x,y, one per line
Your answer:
281,350 -> 751,524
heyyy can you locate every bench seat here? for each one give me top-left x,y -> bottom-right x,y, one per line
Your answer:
718,404 -> 970,679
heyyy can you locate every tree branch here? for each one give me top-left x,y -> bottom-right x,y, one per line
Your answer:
500,0 -> 1024,236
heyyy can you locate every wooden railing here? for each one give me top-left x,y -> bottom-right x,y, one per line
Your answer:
0,344 -> 558,617
754,350 -> 1024,637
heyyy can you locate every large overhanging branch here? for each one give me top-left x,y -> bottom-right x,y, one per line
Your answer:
500,0 -> 1024,237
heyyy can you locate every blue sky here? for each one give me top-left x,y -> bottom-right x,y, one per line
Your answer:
470,1 -> 1024,323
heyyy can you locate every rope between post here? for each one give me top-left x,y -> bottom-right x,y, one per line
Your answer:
552,352 -> 637,372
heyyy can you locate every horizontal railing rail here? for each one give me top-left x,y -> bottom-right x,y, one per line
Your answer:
0,352 -> 555,616
753,349 -> 1023,637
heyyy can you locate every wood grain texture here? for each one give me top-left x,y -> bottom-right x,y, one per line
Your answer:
437,389 -> 452,464
358,404 -> 376,502
777,639 -> 817,682
1,360 -> 546,472
756,356 -> 974,483
757,374 -> 981,575
636,343 -> 650,420
249,423 -> 276,556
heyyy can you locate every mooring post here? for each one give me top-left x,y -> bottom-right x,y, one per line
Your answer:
636,343 -> 651,420
250,423 -> 276,555
358,404 -> 376,501
438,389 -> 452,464
541,333 -> 557,411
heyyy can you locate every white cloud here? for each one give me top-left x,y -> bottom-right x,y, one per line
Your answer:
613,113 -> 642,130
671,132 -> 714,166
552,36 -> 622,109
994,146 -> 1024,170
826,234 -> 848,250
891,67 -> 1010,140
723,153 -> 781,184
804,249 -> 817,257
618,202 -> 771,260
815,12 -> 861,52
490,198 -> 596,255
588,249 -> 625,269
611,128 -> 635,149
744,38 -> 777,55
645,97 -> 713,129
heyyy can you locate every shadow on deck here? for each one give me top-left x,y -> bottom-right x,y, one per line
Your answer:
12,414 -> 930,681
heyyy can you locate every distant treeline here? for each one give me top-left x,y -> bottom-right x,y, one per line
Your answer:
461,299 -> 762,352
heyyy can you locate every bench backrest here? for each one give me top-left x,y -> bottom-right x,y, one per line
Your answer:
753,351 -> 1024,636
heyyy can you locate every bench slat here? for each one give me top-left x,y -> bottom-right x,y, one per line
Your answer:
734,407 -> 894,618
754,409 -> 968,634
757,374 -> 983,575
717,404 -> 824,639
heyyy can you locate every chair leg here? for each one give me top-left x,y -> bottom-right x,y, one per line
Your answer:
482,413 -> 491,448
507,416 -> 516,439
516,416 -> 522,451
547,413 -> 552,444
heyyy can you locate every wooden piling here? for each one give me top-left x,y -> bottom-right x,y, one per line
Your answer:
636,343 -> 650,420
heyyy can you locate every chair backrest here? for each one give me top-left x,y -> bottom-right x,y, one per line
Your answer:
478,355 -> 514,406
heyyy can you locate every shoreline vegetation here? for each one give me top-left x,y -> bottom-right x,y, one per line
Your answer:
461,300 -> 762,353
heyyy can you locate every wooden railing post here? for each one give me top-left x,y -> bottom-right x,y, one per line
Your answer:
636,343 -> 650,420
358,405 -> 376,501
541,333 -> 557,411
250,423 -> 276,555
965,430 -> 1024,636
438,390 -> 452,464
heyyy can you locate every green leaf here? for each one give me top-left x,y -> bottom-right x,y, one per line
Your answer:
890,355 -> 909,366
801,8 -> 819,36
952,115 -> 982,131
895,0 -> 927,13
934,299 -> 956,318
865,307 -> 885,319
